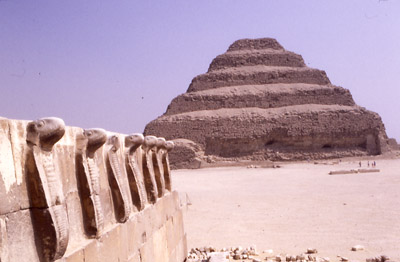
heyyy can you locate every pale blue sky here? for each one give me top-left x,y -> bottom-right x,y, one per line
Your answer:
1,1 -> 399,141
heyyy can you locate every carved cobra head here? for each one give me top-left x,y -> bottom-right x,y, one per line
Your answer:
143,136 -> 157,151
84,128 -> 107,157
165,141 -> 175,152
156,137 -> 166,151
125,133 -> 144,151
26,117 -> 65,151
108,135 -> 120,152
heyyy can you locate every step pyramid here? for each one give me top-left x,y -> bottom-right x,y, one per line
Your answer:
144,38 -> 389,169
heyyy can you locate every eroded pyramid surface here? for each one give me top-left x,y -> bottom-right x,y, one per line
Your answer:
145,38 -> 389,168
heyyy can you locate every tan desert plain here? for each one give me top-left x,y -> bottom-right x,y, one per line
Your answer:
173,156 -> 400,261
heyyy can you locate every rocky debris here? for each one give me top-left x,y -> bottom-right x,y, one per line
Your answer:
186,246 -> 397,262
366,255 -> 391,262
144,37 -> 390,169
208,252 -> 229,262
187,245 -> 259,261
186,246 -> 328,262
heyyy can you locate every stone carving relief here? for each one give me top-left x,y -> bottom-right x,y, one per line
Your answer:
0,217 -> 8,262
106,135 -> 131,222
75,128 -> 106,237
25,117 -> 69,262
142,136 -> 159,203
125,133 -> 148,211
163,141 -> 174,192
1,114 -> 177,261
153,137 -> 166,197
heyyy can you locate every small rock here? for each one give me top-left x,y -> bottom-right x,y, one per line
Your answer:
367,257 -> 383,262
341,257 -> 349,262
351,245 -> 365,251
233,254 -> 241,260
263,249 -> 274,257
298,254 -> 306,260
253,259 -> 262,262
307,249 -> 318,254
209,252 -> 229,262
380,256 -> 391,262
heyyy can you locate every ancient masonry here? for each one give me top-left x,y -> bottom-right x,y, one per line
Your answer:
145,38 -> 390,169
0,117 -> 187,262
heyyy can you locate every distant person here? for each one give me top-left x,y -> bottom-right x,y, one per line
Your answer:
368,161 -> 370,167
374,161 -> 376,167
359,161 -> 361,167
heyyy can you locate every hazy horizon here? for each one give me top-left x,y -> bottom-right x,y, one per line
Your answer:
1,1 -> 399,141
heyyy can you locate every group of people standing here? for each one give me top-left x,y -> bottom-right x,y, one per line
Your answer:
359,160 -> 377,167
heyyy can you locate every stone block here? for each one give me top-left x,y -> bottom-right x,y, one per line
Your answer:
64,249 -> 85,262
165,217 -> 176,251
98,226 -> 121,262
0,215 -> 9,262
172,209 -> 185,248
169,234 -> 188,262
64,190 -> 86,246
118,221 -> 130,262
152,224 -> 169,262
6,209 -> 40,262
0,119 -> 21,215
127,215 -> 145,255
83,240 -> 99,262
139,235 -> 155,262
127,251 -> 141,262
8,119 -> 30,210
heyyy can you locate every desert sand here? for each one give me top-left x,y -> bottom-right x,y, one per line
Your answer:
172,157 -> 400,261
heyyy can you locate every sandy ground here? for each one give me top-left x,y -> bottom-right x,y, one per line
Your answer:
172,157 -> 400,261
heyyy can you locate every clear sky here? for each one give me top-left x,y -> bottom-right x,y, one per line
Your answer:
1,1 -> 399,141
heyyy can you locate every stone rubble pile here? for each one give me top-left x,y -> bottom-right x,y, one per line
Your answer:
186,246 -> 395,262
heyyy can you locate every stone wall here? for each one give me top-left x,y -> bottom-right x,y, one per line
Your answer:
0,117 -> 186,262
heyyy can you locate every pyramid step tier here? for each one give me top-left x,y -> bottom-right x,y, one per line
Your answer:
227,38 -> 285,52
166,84 -> 355,115
145,105 -> 386,157
188,66 -> 331,92
208,49 -> 305,72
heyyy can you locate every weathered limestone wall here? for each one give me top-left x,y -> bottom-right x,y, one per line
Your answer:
0,117 -> 186,262
165,84 -> 355,115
